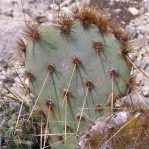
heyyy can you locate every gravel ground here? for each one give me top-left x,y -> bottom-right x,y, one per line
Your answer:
125,1 -> 149,106
0,0 -> 149,108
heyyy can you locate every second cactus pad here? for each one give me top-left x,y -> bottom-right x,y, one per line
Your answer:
24,6 -> 132,147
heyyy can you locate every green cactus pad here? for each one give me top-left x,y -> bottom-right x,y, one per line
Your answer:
24,7 -> 131,148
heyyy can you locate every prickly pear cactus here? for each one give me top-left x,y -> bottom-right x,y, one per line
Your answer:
21,6 -> 133,148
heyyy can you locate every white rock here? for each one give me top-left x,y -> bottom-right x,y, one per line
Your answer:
47,13 -> 54,21
0,75 -> 6,80
128,7 -> 139,16
60,0 -> 72,7
142,85 -> 149,97
114,9 -> 121,13
61,7 -> 72,14
50,4 -> 60,10
14,77 -> 21,83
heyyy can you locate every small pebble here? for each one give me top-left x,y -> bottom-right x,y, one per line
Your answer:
142,85 -> 149,97
128,7 -> 139,16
